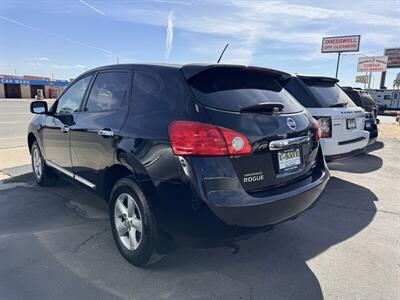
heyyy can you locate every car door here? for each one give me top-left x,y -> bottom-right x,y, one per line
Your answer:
41,75 -> 93,174
70,71 -> 132,189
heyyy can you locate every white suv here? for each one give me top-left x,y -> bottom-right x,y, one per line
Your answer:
284,75 -> 369,160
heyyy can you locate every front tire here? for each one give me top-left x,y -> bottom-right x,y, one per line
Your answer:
31,141 -> 57,186
109,177 -> 164,267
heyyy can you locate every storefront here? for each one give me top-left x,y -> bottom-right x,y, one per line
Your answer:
0,75 -> 69,99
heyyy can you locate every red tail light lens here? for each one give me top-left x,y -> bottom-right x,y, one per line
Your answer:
168,121 -> 252,156
312,118 -> 321,142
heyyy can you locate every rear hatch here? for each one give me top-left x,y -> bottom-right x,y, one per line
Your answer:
286,76 -> 365,139
183,65 -> 321,194
292,77 -> 366,139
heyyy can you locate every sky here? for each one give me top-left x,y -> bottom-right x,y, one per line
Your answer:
0,0 -> 399,88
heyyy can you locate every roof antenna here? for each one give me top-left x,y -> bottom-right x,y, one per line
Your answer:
217,43 -> 229,63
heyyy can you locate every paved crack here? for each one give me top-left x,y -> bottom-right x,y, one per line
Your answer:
72,227 -> 109,253
319,201 -> 399,216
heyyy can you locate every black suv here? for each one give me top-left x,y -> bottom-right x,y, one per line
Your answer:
341,86 -> 379,145
28,64 -> 329,266
341,87 -> 378,118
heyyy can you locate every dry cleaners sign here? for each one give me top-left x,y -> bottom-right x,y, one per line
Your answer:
357,56 -> 388,72
321,35 -> 360,53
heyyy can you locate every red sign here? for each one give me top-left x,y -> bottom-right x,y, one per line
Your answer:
321,35 -> 360,53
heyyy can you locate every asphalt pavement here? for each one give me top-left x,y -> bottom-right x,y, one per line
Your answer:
0,138 -> 398,299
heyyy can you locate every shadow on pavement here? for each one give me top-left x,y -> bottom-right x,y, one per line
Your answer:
0,174 -> 377,299
328,152 -> 383,174
365,141 -> 384,153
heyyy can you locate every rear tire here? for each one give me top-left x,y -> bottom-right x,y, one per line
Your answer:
31,141 -> 57,186
109,177 -> 164,267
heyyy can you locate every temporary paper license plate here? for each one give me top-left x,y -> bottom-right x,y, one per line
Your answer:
347,119 -> 356,129
278,148 -> 301,171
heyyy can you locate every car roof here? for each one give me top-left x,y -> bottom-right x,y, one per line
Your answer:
77,63 -> 291,80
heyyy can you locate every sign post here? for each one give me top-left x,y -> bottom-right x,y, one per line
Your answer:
321,35 -> 360,78
380,48 -> 400,88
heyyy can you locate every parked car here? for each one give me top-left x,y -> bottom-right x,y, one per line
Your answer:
284,75 -> 369,160
341,87 -> 378,119
28,64 -> 329,267
341,87 -> 379,145
364,112 -> 378,145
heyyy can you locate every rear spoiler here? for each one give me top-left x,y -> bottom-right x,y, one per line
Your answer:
181,64 -> 291,81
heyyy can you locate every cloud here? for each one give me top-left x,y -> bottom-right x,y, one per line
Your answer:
51,64 -> 87,69
33,57 -> 49,61
78,0 -> 106,15
103,0 -> 399,65
0,15 -> 112,54
165,11 -> 174,59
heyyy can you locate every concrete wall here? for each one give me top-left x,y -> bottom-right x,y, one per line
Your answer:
0,84 -> 5,98
20,84 -> 31,98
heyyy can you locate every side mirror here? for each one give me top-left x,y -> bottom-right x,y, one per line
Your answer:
376,118 -> 380,125
30,101 -> 48,114
57,114 -> 75,126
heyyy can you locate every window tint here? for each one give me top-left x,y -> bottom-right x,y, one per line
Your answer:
187,67 -> 303,113
85,72 -> 130,112
284,78 -> 319,107
56,75 -> 92,114
344,90 -> 362,106
301,79 -> 356,108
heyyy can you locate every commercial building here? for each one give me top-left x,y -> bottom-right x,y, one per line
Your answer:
0,74 -> 69,99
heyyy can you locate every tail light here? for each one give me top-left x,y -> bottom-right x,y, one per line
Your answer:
311,118 -> 321,142
168,121 -> 252,156
315,116 -> 332,138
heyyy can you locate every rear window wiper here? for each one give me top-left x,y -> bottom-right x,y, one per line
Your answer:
240,102 -> 284,114
329,102 -> 347,108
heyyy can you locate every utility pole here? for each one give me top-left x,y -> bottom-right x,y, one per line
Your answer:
335,53 -> 341,78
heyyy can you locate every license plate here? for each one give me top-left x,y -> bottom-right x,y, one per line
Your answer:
278,148 -> 301,171
347,119 -> 356,129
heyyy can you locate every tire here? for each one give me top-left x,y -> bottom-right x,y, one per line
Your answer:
31,141 -> 57,186
109,177 -> 164,267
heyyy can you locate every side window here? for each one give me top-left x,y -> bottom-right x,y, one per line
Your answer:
56,75 -> 92,114
383,95 -> 391,100
85,72 -> 130,112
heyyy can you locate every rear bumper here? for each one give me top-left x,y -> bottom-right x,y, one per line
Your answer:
207,167 -> 329,227
320,130 -> 369,157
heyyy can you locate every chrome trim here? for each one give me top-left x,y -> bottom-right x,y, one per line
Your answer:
74,174 -> 96,189
46,161 -> 96,189
269,135 -> 311,151
46,160 -> 74,177
98,129 -> 114,137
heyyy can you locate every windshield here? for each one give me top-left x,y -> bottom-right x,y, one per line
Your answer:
360,91 -> 376,106
302,79 -> 356,108
187,67 -> 303,113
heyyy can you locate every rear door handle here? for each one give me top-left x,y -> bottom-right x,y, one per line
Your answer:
61,126 -> 70,133
98,129 -> 114,137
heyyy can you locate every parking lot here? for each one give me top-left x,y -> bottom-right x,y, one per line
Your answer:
0,99 -> 399,299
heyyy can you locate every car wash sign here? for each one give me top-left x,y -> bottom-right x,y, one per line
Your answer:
321,35 -> 360,53
357,56 -> 388,72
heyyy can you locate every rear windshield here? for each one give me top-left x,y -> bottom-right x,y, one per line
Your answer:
344,90 -> 363,106
360,91 -> 376,106
187,67 -> 303,113
302,78 -> 356,108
